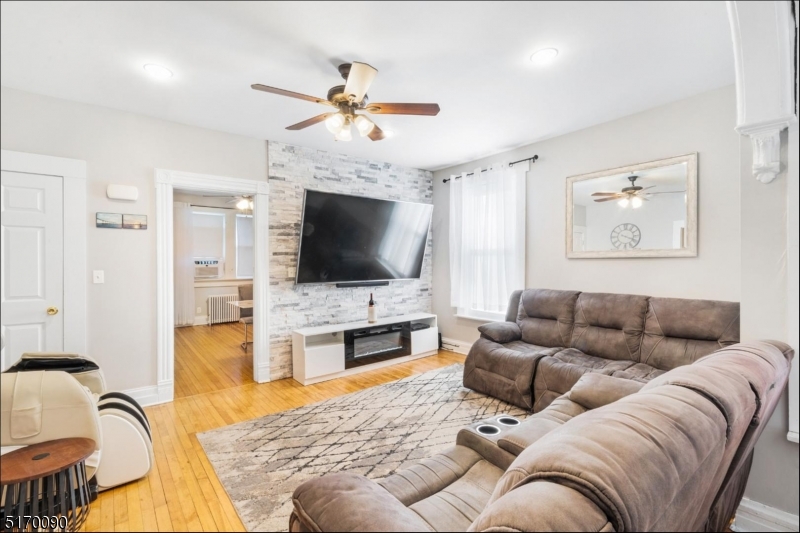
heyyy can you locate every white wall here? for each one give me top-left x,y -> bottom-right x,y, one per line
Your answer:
0,86 -> 267,391
432,85 -> 741,344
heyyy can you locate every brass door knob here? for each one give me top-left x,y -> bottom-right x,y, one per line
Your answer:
46,306 -> 59,316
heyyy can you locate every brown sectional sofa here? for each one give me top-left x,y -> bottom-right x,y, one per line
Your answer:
464,289 -> 740,411
289,289 -> 793,532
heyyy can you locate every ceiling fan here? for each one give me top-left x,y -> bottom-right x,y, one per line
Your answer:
251,61 -> 440,142
200,193 -> 254,211
591,175 -> 684,208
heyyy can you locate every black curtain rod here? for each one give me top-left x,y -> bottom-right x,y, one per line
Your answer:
442,155 -> 539,183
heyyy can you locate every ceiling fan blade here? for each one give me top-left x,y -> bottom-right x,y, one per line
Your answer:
344,62 -> 378,103
591,192 -> 620,196
251,84 -> 335,106
646,190 -> 686,195
286,113 -> 334,131
594,197 -> 620,202
366,103 -> 440,116
639,185 -> 656,191
368,122 -> 386,141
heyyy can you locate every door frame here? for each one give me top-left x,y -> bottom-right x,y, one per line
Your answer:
0,149 -> 87,369
154,168 -> 270,404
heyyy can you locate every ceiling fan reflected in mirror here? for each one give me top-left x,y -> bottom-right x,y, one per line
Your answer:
591,175 -> 685,208
251,61 -> 440,142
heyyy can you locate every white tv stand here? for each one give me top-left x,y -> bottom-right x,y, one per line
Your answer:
292,313 -> 439,385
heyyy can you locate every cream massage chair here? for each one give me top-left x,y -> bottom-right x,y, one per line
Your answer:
1,352 -> 154,495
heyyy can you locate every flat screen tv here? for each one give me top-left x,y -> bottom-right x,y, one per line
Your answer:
295,190 -> 433,285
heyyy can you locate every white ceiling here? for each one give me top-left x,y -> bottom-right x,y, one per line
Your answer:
0,1 -> 734,171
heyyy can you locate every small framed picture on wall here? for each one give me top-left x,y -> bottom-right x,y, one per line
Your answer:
96,212 -> 122,229
123,214 -> 147,229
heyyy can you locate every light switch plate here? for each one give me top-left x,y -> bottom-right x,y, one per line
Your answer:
93,270 -> 104,284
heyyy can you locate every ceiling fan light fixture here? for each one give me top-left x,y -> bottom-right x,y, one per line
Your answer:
530,48 -> 559,65
618,198 -> 629,208
325,113 -> 346,134
354,115 -> 375,137
143,63 -> 173,79
631,197 -> 643,208
236,198 -> 250,210
334,121 -> 353,142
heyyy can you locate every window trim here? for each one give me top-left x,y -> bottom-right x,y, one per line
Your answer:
455,307 -> 505,322
235,213 -> 254,279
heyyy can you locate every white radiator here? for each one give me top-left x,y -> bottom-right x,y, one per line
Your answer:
207,294 -> 240,325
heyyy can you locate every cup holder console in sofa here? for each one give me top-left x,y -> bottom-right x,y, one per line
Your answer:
456,414 -> 522,470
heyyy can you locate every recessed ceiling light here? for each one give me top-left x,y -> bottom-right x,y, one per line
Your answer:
530,48 -> 559,65
143,63 -> 173,79
383,129 -> 395,138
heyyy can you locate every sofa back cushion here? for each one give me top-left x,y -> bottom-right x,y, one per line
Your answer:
640,297 -> 739,370
489,383 -> 731,532
516,289 -> 580,347
569,292 -> 648,361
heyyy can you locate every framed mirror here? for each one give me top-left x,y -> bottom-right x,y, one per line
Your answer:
566,153 -> 697,258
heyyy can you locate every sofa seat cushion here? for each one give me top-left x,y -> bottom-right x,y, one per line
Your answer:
376,445 -> 504,532
532,348 -> 664,412
464,338 -> 561,410
501,340 -> 551,353
378,446 -> 484,506
408,457 -> 503,531
498,394 -> 587,455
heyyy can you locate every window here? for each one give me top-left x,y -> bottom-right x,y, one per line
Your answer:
192,212 -> 225,259
449,164 -> 526,321
236,214 -> 254,279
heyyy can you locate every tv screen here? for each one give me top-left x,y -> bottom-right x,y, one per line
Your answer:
296,190 -> 433,284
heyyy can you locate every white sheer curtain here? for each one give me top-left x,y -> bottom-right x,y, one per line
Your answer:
173,202 -> 196,327
449,164 -> 526,315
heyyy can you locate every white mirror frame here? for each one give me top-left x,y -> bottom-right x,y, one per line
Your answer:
566,153 -> 698,259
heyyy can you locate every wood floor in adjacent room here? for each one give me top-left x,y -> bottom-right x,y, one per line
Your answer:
174,323 -> 254,399
82,350 -> 466,532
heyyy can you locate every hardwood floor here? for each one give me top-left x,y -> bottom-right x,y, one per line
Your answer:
82,350 -> 466,532
174,323 -> 254,399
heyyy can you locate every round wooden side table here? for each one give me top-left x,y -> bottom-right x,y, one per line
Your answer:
1,438 -> 95,532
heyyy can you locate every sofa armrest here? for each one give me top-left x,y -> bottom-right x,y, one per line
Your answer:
291,473 -> 434,532
478,322 -> 522,344
569,373 -> 644,410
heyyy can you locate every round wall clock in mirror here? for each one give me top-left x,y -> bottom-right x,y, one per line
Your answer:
610,223 -> 641,250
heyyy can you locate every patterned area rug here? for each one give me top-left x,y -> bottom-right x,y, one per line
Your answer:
198,364 -> 526,532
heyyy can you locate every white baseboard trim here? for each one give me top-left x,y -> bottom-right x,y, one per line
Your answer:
788,431 -> 799,444
122,381 -> 173,407
255,363 -> 271,383
193,316 -> 208,326
121,385 -> 161,407
441,337 -> 473,355
734,498 -> 800,532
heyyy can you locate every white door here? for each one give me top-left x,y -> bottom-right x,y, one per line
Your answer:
573,225 -> 587,252
1,171 -> 64,368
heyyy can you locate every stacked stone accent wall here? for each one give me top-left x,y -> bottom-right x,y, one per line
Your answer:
267,142 -> 434,379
